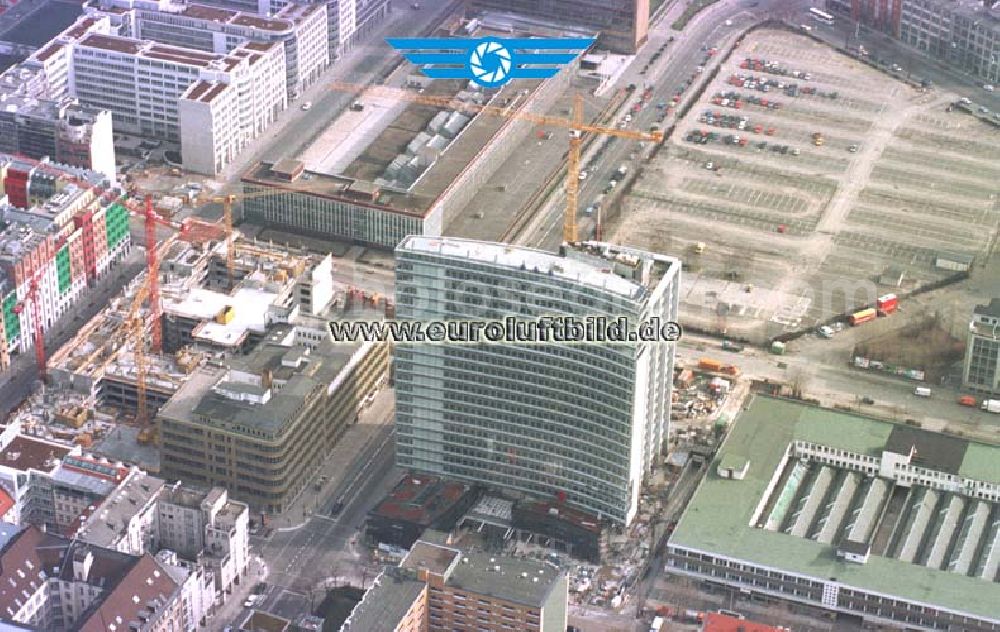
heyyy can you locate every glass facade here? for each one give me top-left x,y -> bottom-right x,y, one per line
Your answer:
242,186 -> 424,247
393,238 -> 680,525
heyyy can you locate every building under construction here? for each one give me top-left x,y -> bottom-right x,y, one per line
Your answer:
46,237 -> 353,428
0,156 -> 128,372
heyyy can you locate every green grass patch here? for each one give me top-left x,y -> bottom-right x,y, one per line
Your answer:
671,0 -> 721,30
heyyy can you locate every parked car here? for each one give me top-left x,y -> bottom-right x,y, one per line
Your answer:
301,101 -> 312,111
984,84 -> 995,92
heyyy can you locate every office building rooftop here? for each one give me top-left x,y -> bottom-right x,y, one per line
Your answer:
158,337 -> 360,434
670,396 -> 1000,622
399,237 -> 676,299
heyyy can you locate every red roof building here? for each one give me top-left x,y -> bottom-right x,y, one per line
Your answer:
702,612 -> 788,632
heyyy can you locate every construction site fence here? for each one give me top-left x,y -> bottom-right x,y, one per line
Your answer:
771,270 -> 971,345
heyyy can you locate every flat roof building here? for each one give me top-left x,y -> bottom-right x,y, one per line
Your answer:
366,474 -> 481,550
393,238 -> 681,526
667,396 -> 1000,630
828,0 -> 1000,84
84,0 -> 329,99
341,539 -> 568,631
465,0 -> 648,53
69,30 -> 286,174
963,298 -> 1000,396
158,335 -> 389,514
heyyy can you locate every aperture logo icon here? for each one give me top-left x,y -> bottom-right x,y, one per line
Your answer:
386,37 -> 595,88
469,39 -> 512,87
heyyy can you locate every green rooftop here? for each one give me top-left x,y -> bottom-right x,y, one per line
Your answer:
670,396 -> 1000,621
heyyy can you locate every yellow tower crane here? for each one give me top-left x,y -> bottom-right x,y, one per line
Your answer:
329,82 -> 664,242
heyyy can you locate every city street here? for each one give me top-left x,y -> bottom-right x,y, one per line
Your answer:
518,0 -> 813,251
209,392 -> 401,630
215,0 -> 459,185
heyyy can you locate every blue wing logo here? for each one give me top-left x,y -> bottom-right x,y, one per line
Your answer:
386,37 -> 595,88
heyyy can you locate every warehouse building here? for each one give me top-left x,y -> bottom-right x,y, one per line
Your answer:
666,396 -> 1000,630
394,238 -> 681,526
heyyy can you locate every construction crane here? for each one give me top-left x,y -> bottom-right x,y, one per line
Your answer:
1,155 -> 125,379
329,81 -> 664,241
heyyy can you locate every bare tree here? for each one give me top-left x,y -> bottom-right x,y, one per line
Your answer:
789,367 -> 811,400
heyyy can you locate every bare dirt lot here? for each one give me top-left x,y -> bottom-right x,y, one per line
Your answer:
614,28 -> 1000,341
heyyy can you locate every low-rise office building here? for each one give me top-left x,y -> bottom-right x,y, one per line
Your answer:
366,474 -> 481,550
666,396 -> 1000,630
341,540 -> 568,632
827,0 -> 1000,84
962,297 -> 1000,396
158,336 -> 389,514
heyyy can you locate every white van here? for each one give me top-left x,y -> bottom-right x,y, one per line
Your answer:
914,387 -> 931,397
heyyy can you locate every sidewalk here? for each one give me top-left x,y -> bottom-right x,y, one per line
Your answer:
265,389 -> 395,531
216,0 -> 458,184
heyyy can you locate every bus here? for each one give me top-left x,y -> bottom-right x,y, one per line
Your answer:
809,7 -> 834,25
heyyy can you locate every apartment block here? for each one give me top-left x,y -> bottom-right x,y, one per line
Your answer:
158,336 -> 390,514
0,98 -> 116,183
0,157 -> 130,371
963,298 -> 1000,395
69,31 -> 286,174
393,238 -> 681,526
153,484 -> 250,599
0,422 -> 76,527
72,476 -> 251,622
0,524 -> 185,630
84,0 -> 329,99
341,540 -> 568,632
465,0 -> 647,53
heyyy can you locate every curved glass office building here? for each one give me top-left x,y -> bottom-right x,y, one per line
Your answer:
393,237 -> 681,526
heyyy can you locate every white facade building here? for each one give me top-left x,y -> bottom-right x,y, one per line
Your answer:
154,484 -> 250,598
393,238 -> 681,526
69,32 -> 286,174
156,549 -> 217,631
84,0 -> 329,99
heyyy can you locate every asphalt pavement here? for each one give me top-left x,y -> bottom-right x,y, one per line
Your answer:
215,0 -> 459,185
519,0 -> 813,252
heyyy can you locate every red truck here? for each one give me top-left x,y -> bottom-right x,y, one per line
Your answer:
877,293 -> 898,316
